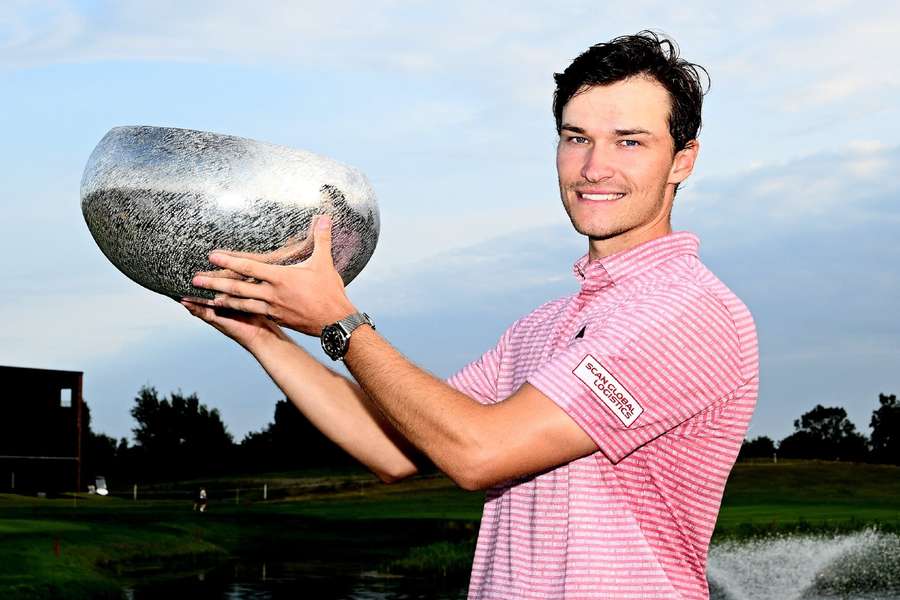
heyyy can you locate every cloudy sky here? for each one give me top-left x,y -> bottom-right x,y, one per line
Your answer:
2,1 -> 898,447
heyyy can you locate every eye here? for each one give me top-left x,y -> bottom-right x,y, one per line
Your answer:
618,139 -> 641,148
565,135 -> 589,145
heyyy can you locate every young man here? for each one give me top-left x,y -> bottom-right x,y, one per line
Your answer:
183,31 -> 758,600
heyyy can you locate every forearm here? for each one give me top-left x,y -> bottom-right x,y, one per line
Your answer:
188,221 -> 594,491
250,331 -> 421,482
343,325 -> 490,488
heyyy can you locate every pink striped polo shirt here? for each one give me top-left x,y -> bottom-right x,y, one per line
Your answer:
447,231 -> 759,599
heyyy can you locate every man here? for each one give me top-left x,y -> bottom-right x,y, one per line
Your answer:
183,31 -> 758,600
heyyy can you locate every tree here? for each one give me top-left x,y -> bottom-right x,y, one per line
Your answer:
130,386 -> 234,480
778,404 -> 869,461
738,436 -> 776,461
238,399 -> 354,472
870,393 -> 899,465
79,400 -> 120,487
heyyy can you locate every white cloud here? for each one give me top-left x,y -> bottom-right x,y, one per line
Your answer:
710,3 -> 900,113
846,156 -> 890,179
679,143 -> 900,234
0,286 -> 183,370
0,1 -> 84,58
6,1 -> 898,158
1,1 -> 393,68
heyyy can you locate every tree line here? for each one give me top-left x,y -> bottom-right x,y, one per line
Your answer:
83,385 -> 359,485
739,394 -> 899,464
82,388 -> 900,486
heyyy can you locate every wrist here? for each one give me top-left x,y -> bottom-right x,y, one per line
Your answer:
323,300 -> 359,332
342,321 -> 376,361
321,311 -> 374,361
244,323 -> 291,356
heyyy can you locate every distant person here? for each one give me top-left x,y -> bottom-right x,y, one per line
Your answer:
194,487 -> 208,513
184,31 -> 758,600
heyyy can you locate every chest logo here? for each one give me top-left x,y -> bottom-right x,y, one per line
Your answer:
572,354 -> 643,427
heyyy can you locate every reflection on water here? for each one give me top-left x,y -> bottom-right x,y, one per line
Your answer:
126,530 -> 900,600
124,559 -> 467,600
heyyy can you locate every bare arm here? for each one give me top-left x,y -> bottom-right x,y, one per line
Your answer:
190,216 -> 597,490
342,326 -> 597,490
180,302 -> 422,483
250,330 -> 422,482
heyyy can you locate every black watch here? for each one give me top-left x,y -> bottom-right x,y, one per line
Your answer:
320,312 -> 375,361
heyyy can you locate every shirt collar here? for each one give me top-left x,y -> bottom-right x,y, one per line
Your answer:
572,231 -> 700,290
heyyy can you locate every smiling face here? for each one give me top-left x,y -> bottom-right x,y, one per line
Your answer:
556,75 -> 699,258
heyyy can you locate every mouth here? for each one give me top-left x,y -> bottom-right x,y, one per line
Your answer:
576,191 -> 626,202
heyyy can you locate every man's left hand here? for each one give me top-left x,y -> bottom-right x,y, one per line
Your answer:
189,215 -> 356,337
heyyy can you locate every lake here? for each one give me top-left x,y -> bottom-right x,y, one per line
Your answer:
124,529 -> 900,599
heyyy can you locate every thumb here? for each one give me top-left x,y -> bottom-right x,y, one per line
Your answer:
311,214 -> 334,266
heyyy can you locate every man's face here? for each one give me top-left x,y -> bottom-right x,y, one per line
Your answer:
556,76 -> 694,252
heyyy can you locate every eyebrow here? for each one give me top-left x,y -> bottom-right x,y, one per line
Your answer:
560,124 -> 587,134
560,123 -> 654,137
614,128 -> 652,136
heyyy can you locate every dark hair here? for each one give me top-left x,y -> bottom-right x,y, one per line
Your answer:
552,31 -> 709,153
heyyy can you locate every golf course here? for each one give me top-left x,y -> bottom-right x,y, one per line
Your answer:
2,460 -> 899,598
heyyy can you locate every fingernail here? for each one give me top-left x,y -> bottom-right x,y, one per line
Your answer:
192,276 -> 205,286
317,215 -> 331,230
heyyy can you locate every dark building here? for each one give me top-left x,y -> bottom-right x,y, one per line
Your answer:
0,366 -> 83,494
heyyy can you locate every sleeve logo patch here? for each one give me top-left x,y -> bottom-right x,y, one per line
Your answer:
572,354 -> 643,427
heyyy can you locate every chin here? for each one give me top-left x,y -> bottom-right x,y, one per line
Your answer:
571,220 -> 624,240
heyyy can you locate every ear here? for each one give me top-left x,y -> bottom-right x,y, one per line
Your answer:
668,139 -> 700,185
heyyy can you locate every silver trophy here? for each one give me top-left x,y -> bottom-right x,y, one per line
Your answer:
81,126 -> 380,300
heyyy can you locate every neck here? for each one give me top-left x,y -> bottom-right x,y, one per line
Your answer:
587,220 -> 672,261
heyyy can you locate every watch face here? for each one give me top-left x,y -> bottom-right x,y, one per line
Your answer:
321,324 -> 348,359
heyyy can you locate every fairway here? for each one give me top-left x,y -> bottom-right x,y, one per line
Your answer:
1,461 -> 898,598
715,460 -> 900,534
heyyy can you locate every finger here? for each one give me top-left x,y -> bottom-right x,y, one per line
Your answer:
182,300 -> 240,337
207,252 -> 277,282
216,238 -> 313,265
210,294 -> 272,317
194,267 -> 246,281
181,299 -> 218,322
310,214 -> 334,267
192,273 -> 272,301
182,295 -> 215,306
211,248 -> 271,262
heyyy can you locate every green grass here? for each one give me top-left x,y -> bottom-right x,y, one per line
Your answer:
714,460 -> 900,535
0,494 -> 231,599
1,461 -> 898,598
384,539 -> 477,580
0,471 -> 481,599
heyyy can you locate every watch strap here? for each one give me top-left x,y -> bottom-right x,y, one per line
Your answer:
338,312 -> 375,335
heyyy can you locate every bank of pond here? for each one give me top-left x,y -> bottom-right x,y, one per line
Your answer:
1,460 -> 898,599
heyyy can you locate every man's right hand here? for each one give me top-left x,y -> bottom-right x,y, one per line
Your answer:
181,297 -> 286,353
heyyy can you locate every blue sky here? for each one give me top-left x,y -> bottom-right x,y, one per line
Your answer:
1,1 -> 898,445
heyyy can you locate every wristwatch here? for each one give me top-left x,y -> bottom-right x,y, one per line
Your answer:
320,312 -> 375,361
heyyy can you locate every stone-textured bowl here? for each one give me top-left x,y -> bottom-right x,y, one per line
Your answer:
81,126 -> 379,300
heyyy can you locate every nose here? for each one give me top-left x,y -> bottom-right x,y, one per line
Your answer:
581,146 -> 615,183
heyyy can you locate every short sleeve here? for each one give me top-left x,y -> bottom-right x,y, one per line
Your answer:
527,285 -> 744,463
447,321 -> 519,406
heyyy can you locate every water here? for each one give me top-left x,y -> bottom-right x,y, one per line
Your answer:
709,529 -> 900,600
126,530 -> 900,599
123,558 -> 468,599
